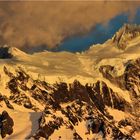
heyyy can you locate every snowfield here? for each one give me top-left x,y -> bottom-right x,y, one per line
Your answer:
1,24 -> 140,139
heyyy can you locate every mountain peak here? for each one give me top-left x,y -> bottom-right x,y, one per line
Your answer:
8,46 -> 27,57
112,24 -> 140,50
0,45 -> 27,59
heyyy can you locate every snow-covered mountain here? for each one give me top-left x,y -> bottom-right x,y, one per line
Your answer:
1,24 -> 140,139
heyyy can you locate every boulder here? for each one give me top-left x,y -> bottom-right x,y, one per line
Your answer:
0,111 -> 14,138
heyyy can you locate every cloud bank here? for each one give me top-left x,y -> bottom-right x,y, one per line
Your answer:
0,1 -> 140,52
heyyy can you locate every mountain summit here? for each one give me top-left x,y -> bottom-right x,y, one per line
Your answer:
112,24 -> 140,50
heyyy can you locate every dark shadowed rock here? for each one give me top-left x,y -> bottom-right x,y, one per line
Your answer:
112,24 -> 140,50
3,96 -> 14,110
0,47 -> 13,59
0,111 -> 14,138
24,101 -> 32,109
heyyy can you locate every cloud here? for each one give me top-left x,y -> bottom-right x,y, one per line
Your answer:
0,1 -> 140,52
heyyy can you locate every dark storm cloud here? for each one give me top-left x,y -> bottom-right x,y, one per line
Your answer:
0,1 -> 140,51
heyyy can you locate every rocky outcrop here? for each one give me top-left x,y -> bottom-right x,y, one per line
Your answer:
0,46 -> 13,59
0,66 -> 138,139
118,118 -> 131,128
99,58 -> 140,96
112,24 -> 140,50
99,65 -> 125,90
99,58 -> 140,115
35,115 -> 64,139
0,93 -> 14,109
124,59 -> 140,97
86,81 -> 130,112
0,111 -> 14,138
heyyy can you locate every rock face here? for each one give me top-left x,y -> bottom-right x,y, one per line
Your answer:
0,111 -> 14,138
0,65 -> 138,139
99,58 -> 140,115
112,24 -> 140,50
0,46 -> 13,59
0,93 -> 14,109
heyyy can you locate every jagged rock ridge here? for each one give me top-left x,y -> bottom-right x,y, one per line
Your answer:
1,24 -> 140,139
0,65 -> 139,139
112,24 -> 140,50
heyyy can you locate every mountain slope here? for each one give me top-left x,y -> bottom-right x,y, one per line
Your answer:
1,24 -> 140,139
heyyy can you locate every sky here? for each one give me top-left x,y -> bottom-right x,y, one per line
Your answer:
0,1 -> 140,53
54,8 -> 140,52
